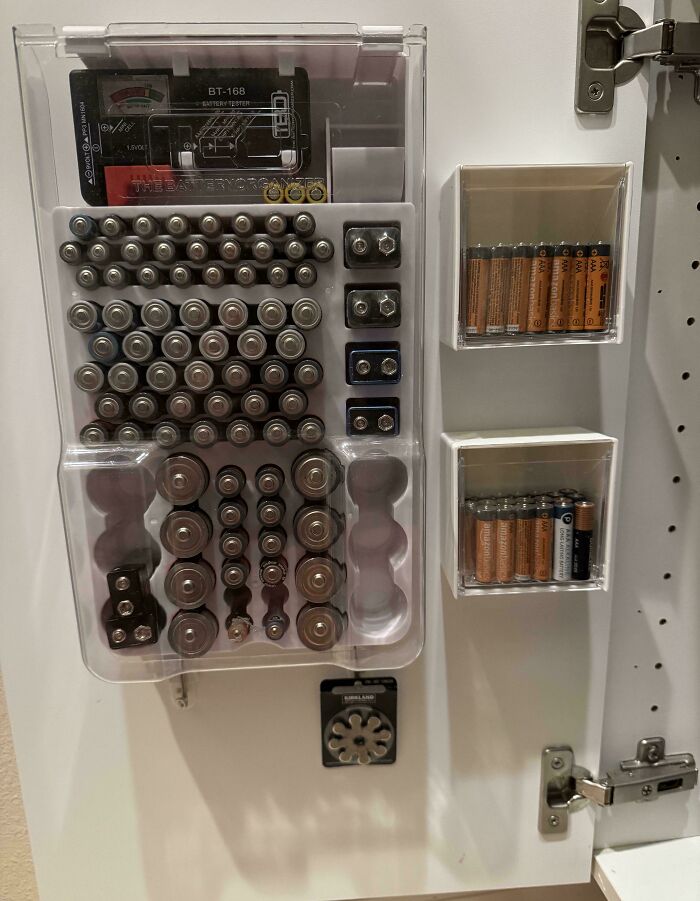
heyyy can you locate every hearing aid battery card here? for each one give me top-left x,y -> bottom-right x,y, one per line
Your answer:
69,67 -> 313,205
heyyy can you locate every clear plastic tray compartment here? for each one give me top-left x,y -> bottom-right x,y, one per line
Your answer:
441,164 -> 632,349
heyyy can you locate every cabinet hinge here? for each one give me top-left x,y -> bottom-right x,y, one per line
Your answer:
577,0 -> 700,112
539,737 -> 698,835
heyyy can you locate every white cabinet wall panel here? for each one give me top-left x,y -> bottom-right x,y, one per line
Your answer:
0,2 -> 657,900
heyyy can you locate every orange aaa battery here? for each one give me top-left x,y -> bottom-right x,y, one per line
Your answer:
526,244 -> 554,333
584,242 -> 612,331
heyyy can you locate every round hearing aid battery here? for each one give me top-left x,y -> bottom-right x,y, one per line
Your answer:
294,262 -> 317,287
103,265 -> 130,289
264,212 -> 287,237
166,390 -> 197,421
275,328 -> 306,361
291,298 -> 322,330
257,496 -> 285,527
237,328 -> 268,361
293,359 -> 323,388
129,392 -> 160,422
219,529 -> 249,559
278,389 -> 307,418
189,419 -> 219,448
311,239 -> 334,262
168,608 -> 219,658
164,214 -> 190,238
136,265 -> 162,288
203,390 -> 234,420
235,263 -> 257,287
202,263 -> 225,287
160,508 -> 212,558
260,556 -> 288,586
263,418 -> 292,447
165,559 -> 216,609
232,213 -> 255,238
80,421 -> 110,445
295,554 -> 345,603
122,331 -> 155,364
74,362 -> 106,393
88,332 -> 121,364
255,464 -> 285,496
94,392 -> 125,421
107,362 -> 140,394
262,182 -> 283,204
199,328 -> 230,362
292,450 -> 341,499
292,212 -> 316,238
222,361 -> 251,391
161,331 -> 193,364
185,238 -> 209,263
259,527 -> 287,557
294,506 -> 343,552
99,215 -> 126,238
69,214 -> 97,240
121,240 -> 145,264
153,421 -> 182,449
67,301 -> 101,332
305,182 -> 328,204
59,241 -> 83,265
217,498 -> 248,529
260,359 -> 289,389
115,422 -> 144,444
152,239 -> 178,264
169,263 -> 193,288
102,300 -> 137,332
284,182 -> 305,204
257,298 -> 287,331
141,300 -> 175,333
179,299 -> 211,331
251,237 -> 275,263
183,360 -> 215,393
198,213 -> 222,237
283,236 -> 307,262
221,557 -> 251,589
215,465 -> 246,497
296,603 -> 344,651
226,419 -> 255,447
156,453 -> 210,505
146,360 -> 179,393
241,389 -> 269,418
76,265 -> 100,290
132,214 -> 159,239
218,297 -> 248,331
218,237 -> 242,263
266,262 -> 289,287
296,416 -> 325,444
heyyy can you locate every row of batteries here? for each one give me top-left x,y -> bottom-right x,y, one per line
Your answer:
108,450 -> 348,656
460,241 -> 612,337
461,491 -> 595,585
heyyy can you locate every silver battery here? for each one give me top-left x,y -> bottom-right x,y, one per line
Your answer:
69,214 -> 97,239
221,558 -> 251,589
141,300 -> 174,333
204,390 -> 234,420
183,360 -> 215,393
295,554 -> 344,603
294,506 -> 342,552
103,265 -> 129,289
153,421 -> 182,449
161,330 -> 193,364
202,264 -> 225,288
94,392 -> 125,421
218,298 -> 248,331
232,213 -> 254,238
241,389 -> 269,418
169,263 -> 193,288
186,238 -> 209,263
264,212 -> 287,237
132,215 -> 159,240
263,418 -> 291,447
121,240 -> 145,264
107,362 -> 140,394
74,362 -> 106,392
292,450 -> 341,500
255,464 -> 285,496
146,360 -> 179,393
553,497 -> 575,581
189,419 -> 219,448
297,416 -> 325,445
59,241 -> 83,265
283,236 -> 306,262
275,328 -> 306,361
215,465 -> 246,498
260,359 -> 289,389
166,391 -> 197,421
294,262 -> 317,287
311,239 -> 334,262
220,529 -> 248,559
293,359 -> 323,388
179,299 -> 211,332
198,213 -> 222,237
291,298 -> 322,330
129,392 -> 160,422
164,214 -> 190,239
164,560 -> 215,609
122,330 -> 155,364
168,608 -> 219,657
115,422 -> 144,444
237,328 -> 268,361
99,215 -> 126,238
257,298 -> 287,331
102,300 -> 136,332
160,508 -> 212,557
259,528 -> 286,557
222,361 -> 251,391
292,211 -> 315,238
279,388 -> 307,418
198,329 -> 230,363
76,265 -> 100,290
136,265 -> 161,288
235,263 -> 257,287
257,497 -> 285,527
218,237 -> 242,263
266,262 -> 289,287
86,239 -> 112,264
152,239 -> 177,264
226,419 -> 255,447
296,603 -> 344,651
88,332 -> 120,364
80,421 -> 109,445
67,301 -> 100,332
218,498 -> 248,529
251,237 -> 274,263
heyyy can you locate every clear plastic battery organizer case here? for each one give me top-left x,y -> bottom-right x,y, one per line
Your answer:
440,164 -> 632,349
15,23 -> 426,682
441,429 -> 617,597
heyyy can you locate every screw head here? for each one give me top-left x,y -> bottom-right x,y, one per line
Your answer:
379,296 -> 397,317
117,600 -> 135,617
377,414 -> 395,432
353,299 -> 369,317
111,628 -> 127,644
548,814 -> 560,828
353,415 -> 369,431
646,744 -> 660,763
551,756 -> 564,770
134,625 -> 153,643
588,81 -> 604,101
351,236 -> 369,256
115,576 -> 131,591
355,359 -> 371,376
380,357 -> 398,376
641,784 -> 654,797
377,233 -> 397,256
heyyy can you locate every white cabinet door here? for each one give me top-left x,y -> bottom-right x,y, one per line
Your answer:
0,2 -> 652,900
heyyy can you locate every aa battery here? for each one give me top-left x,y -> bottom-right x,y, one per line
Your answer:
67,300 -> 101,333
199,329 -> 230,363
103,300 -> 137,332
218,298 -> 248,331
259,527 -> 287,557
257,496 -> 285,527
222,361 -> 251,391
526,244 -> 554,333
94,392 -> 125,421
88,332 -> 121,364
547,244 -> 573,333
257,298 -> 287,331
276,328 -> 306,361
532,497 -> 554,582
147,360 -> 180,394
514,497 -> 535,581
260,556 -> 288,587
141,300 -> 175,333
226,419 -> 255,447
263,419 -> 292,447
189,418 -> 219,448
156,453 -> 209,505
256,463 -> 285,496
215,465 -> 246,498
291,298 -> 322,331
485,244 -> 512,336
115,422 -> 144,444
505,244 -> 534,335
294,359 -> 323,388
261,359 -> 289,390
160,508 -> 212,558
129,391 -> 160,422
80,421 -> 110,445
75,362 -> 106,393
474,500 -> 497,583
459,498 -> 477,580
553,496 -> 574,581
237,328 -> 268,361
122,331 -> 155,364
161,331 -> 193,364
297,416 -> 325,444
217,498 -> 248,529
292,450 -> 341,500
278,389 -> 307,418
203,390 -> 235,420
465,245 -> 491,336
584,242 -> 611,331
495,501 -> 516,583
153,421 -> 182,449
572,499 -> 595,580
179,299 -> 211,332
166,390 -> 198,421
183,360 -> 215,393
241,389 -> 269,418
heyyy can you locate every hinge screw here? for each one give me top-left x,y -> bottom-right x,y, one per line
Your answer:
551,757 -> 564,770
548,815 -> 560,827
641,784 -> 654,797
588,81 -> 604,101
